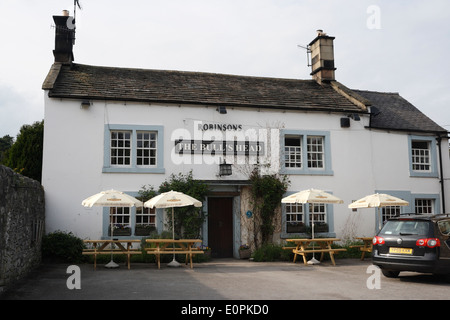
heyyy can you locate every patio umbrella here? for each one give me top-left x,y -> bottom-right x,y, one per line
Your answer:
82,189 -> 143,268
282,189 -> 343,264
144,190 -> 202,267
348,193 -> 409,232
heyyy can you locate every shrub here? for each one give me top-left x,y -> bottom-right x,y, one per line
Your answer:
42,230 -> 86,263
252,244 -> 292,262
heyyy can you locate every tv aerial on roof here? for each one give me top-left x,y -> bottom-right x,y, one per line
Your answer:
297,44 -> 311,67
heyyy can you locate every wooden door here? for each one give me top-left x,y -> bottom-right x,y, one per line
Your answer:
208,197 -> 234,258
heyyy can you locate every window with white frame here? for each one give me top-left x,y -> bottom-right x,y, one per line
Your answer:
286,203 -> 304,233
309,203 -> 326,224
382,206 -> 400,223
109,207 -> 131,235
136,207 -> 156,226
415,199 -> 434,214
111,131 -> 131,166
281,130 -> 332,175
104,125 -> 164,174
307,136 -> 324,169
284,136 -> 302,168
137,131 -> 157,166
411,140 -> 431,171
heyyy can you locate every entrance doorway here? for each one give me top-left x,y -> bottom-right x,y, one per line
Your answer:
208,197 -> 234,258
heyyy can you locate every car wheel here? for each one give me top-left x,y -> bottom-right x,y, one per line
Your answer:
381,269 -> 400,278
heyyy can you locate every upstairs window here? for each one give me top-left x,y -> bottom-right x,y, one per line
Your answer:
411,140 -> 430,172
284,136 -> 302,168
103,125 -> 165,174
111,131 -> 131,166
281,130 -> 333,175
408,136 -> 437,178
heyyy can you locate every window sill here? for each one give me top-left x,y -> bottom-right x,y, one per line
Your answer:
102,167 -> 165,174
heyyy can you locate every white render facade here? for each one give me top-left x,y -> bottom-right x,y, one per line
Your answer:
41,94 -> 450,256
42,16 -> 449,258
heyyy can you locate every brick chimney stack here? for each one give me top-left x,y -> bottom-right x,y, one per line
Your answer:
309,30 -> 336,83
52,10 -> 75,64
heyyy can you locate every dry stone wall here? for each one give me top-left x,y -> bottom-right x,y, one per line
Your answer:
0,165 -> 45,292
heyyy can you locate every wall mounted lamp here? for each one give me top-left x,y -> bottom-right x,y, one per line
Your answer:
81,100 -> 91,109
219,159 -> 232,176
217,106 -> 227,114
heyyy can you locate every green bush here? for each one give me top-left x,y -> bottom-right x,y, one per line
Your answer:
252,244 -> 292,262
42,231 -> 86,263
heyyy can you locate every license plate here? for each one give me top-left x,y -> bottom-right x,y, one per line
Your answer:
389,247 -> 413,255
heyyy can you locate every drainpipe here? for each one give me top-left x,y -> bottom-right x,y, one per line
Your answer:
436,135 -> 446,213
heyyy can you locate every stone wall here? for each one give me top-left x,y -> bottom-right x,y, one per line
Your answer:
0,165 -> 45,291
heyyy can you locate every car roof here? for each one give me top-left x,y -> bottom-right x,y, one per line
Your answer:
390,213 -> 450,222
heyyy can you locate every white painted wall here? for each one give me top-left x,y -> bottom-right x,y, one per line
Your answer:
42,92 -> 450,241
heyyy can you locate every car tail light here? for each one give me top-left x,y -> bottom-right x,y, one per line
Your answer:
373,236 -> 385,245
416,238 -> 441,248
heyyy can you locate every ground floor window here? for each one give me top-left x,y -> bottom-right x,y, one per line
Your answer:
105,206 -> 158,237
108,207 -> 131,236
415,199 -> 434,214
382,206 -> 401,223
284,202 -> 330,235
286,203 -> 304,233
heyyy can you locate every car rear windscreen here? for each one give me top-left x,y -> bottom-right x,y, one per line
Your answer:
380,220 -> 431,236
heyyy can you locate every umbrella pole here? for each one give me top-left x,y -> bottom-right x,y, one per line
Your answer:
168,207 -> 180,267
308,211 -> 320,265
105,216 -> 119,268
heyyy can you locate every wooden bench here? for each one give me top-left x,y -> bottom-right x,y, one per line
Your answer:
285,238 -> 347,266
145,239 -> 204,269
83,239 -> 142,270
350,237 -> 373,260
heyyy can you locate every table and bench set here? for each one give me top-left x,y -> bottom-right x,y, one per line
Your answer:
82,237 -> 373,269
83,239 -> 204,270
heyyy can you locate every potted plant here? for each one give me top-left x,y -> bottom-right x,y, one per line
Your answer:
135,224 -> 156,236
239,244 -> 251,259
287,222 -> 307,233
108,224 -> 131,236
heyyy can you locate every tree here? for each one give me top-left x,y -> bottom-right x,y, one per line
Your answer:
4,120 -> 44,182
0,135 -> 14,164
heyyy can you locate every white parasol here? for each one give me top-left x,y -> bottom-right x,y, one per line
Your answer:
82,189 -> 143,268
282,189 -> 343,264
144,190 -> 202,267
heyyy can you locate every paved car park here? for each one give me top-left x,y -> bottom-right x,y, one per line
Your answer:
1,259 -> 449,301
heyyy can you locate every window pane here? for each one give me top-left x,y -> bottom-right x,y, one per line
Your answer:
307,136 -> 324,168
137,131 -> 157,167
110,130 -> 132,166
411,140 -> 430,171
285,136 -> 302,168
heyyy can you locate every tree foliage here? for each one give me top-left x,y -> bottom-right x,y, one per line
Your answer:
140,171 -> 209,239
4,120 -> 44,182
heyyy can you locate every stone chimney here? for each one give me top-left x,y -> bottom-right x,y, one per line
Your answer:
309,30 -> 336,82
52,10 -> 75,64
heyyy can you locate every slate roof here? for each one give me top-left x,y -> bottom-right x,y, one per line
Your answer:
354,90 -> 447,134
42,62 -> 447,134
42,63 -> 363,112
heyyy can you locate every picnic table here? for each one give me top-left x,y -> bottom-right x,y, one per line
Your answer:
145,239 -> 204,269
83,239 -> 142,270
350,237 -> 373,260
285,238 -> 347,266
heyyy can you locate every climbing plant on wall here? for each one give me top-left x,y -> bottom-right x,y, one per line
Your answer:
249,168 -> 290,248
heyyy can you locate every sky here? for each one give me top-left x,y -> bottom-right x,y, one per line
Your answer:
1,0 -> 450,138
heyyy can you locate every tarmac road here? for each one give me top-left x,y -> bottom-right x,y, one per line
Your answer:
1,258 -> 449,301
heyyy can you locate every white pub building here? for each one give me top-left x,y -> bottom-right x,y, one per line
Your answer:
42,13 -> 449,258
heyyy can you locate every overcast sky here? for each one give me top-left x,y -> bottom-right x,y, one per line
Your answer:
1,0 -> 450,138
